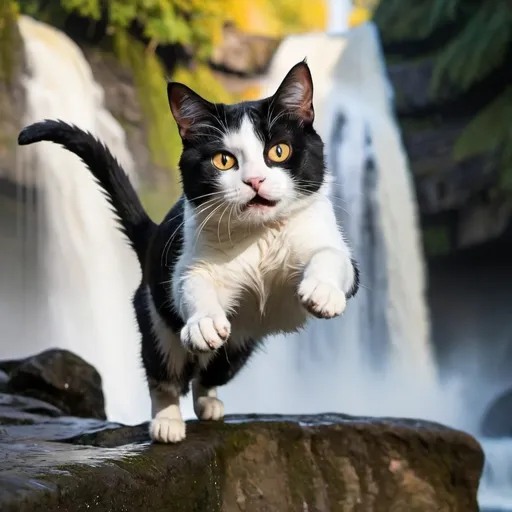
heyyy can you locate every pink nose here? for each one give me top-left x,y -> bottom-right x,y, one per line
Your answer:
245,177 -> 266,192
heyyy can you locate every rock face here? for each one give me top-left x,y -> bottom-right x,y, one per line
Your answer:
385,54 -> 511,255
0,351 -> 484,512
210,23 -> 280,76
2,349 -> 106,420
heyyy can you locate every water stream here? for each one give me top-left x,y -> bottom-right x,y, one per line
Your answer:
8,15 -> 150,424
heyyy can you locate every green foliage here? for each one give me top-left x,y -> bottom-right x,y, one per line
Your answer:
430,2 -> 512,97
374,0 -> 461,42
0,0 -> 19,86
375,0 -> 512,190
454,87 -> 512,191
114,29 -> 175,170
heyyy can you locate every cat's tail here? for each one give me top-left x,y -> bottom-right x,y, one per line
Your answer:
18,119 -> 156,266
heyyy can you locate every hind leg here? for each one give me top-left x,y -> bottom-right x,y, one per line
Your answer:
149,381 -> 187,443
136,286 -> 194,443
144,334 -> 194,443
193,342 -> 257,421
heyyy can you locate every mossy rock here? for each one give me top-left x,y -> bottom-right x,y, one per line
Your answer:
0,408 -> 483,512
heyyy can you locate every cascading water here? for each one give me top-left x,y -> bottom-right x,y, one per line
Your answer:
222,22 -> 457,424
6,15 -> 150,424
219,18 -> 512,512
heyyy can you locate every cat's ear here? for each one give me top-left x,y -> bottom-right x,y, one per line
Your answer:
272,60 -> 314,124
167,82 -> 213,138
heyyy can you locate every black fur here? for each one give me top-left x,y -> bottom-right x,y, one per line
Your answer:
18,120 -> 155,265
17,61 -> 359,401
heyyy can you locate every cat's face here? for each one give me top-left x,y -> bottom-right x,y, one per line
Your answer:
168,62 -> 325,225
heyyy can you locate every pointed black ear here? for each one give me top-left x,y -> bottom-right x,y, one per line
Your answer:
167,82 -> 213,139
272,60 -> 314,124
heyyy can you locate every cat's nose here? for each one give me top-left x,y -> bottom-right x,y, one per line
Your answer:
244,177 -> 266,192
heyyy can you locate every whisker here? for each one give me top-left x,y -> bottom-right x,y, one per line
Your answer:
160,199 -> 223,266
193,201 -> 226,249
217,203 -> 231,244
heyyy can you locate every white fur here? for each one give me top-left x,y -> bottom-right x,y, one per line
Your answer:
217,116 -> 298,223
149,384 -> 186,443
149,116 -> 356,443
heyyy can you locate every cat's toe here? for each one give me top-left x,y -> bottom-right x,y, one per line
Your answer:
181,314 -> 231,352
298,278 -> 346,319
149,417 -> 186,443
194,397 -> 225,421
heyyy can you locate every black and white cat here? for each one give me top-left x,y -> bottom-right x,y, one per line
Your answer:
18,61 -> 359,443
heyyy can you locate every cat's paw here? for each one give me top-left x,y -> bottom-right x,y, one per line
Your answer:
149,417 -> 186,443
181,313 -> 231,352
298,277 -> 346,319
194,396 -> 225,421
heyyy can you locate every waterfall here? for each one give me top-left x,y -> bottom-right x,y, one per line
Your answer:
221,22 -> 460,424
220,21 -> 512,510
5,15 -> 150,424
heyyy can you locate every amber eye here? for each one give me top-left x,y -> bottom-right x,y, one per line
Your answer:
267,143 -> 291,163
212,152 -> 236,171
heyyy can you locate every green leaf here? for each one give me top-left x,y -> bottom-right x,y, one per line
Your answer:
430,2 -> 512,96
454,87 -> 512,161
374,0 -> 461,42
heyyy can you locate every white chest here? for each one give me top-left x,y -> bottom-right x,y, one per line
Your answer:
214,228 -> 309,341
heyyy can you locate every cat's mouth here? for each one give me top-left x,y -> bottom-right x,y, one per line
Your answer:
247,195 -> 279,208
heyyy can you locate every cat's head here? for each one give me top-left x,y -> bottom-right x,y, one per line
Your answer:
167,61 -> 325,225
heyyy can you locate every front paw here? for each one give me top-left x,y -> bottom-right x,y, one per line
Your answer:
298,278 -> 346,319
180,313 -> 231,352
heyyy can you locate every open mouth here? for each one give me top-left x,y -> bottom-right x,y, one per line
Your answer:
247,195 -> 279,208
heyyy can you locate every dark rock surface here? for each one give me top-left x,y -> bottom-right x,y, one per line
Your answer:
385,53 -> 511,253
0,349 -> 485,511
4,349 -> 106,420
0,380 -> 485,512
481,388 -> 512,438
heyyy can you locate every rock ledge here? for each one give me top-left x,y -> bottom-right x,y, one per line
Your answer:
1,412 -> 483,512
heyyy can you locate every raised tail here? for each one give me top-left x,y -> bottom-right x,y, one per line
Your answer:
18,119 -> 156,266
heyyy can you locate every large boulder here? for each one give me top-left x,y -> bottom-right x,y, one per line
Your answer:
480,388 -> 512,438
4,349 -> 106,420
0,350 -> 484,510
0,410 -> 484,511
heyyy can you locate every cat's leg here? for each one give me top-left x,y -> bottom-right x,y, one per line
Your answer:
294,201 -> 359,319
174,268 -> 235,353
192,341 -> 257,421
192,379 -> 224,421
149,382 -> 187,443
135,286 -> 192,443
145,329 -> 194,443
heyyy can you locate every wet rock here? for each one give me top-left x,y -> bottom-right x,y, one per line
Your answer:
6,349 -> 106,420
0,412 -> 483,512
480,388 -> 512,437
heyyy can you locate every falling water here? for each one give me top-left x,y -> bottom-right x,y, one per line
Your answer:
6,15 -> 150,424
220,20 -> 512,510
221,22 -> 457,424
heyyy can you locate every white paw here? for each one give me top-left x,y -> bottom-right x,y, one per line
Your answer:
180,313 -> 231,352
149,417 -> 186,443
194,397 -> 225,421
298,277 -> 346,319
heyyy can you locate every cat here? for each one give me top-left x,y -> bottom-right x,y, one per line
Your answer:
18,60 -> 359,443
